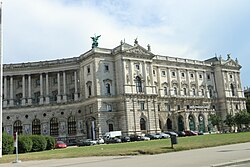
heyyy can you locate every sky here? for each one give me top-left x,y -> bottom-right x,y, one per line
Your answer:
2,0 -> 250,87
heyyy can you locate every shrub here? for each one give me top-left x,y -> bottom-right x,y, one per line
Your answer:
2,132 -> 14,155
45,136 -> 56,150
18,134 -> 33,153
30,135 -> 47,152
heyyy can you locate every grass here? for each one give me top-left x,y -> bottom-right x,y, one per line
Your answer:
1,132 -> 250,164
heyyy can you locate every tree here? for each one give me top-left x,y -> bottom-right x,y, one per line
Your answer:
246,97 -> 250,113
234,110 -> 250,130
224,114 -> 235,132
209,114 -> 222,131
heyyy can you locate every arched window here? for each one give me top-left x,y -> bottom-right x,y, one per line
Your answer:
32,119 -> 41,135
50,117 -> 59,136
140,118 -> 146,130
68,116 -> 76,135
13,120 -> 22,135
231,84 -> 235,96
135,76 -> 142,92
106,83 -> 111,95
209,88 -> 213,98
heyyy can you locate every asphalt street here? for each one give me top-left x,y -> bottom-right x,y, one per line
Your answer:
1,142 -> 250,167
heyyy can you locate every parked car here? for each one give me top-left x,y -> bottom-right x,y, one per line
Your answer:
121,136 -> 131,142
145,134 -> 160,140
141,136 -> 151,141
97,137 -> 105,144
165,131 -> 178,137
105,137 -> 122,144
177,131 -> 186,137
55,141 -> 67,148
184,130 -> 198,136
129,135 -> 142,141
157,133 -> 171,139
77,139 -> 97,146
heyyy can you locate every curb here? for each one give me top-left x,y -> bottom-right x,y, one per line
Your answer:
211,158 -> 250,167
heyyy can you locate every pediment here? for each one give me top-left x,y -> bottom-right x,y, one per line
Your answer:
223,59 -> 241,69
124,45 -> 155,58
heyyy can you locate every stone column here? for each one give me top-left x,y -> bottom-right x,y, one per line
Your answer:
45,73 -> 50,104
143,61 -> 147,93
74,71 -> 79,101
3,76 -> 7,107
27,75 -> 32,104
9,76 -> 14,106
62,71 -> 67,102
39,73 -> 44,104
57,72 -> 61,103
157,67 -> 161,96
21,75 -> 26,105
166,68 -> 171,95
177,69 -> 181,96
186,70 -> 190,96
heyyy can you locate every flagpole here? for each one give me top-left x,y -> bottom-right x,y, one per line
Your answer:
0,1 -> 3,158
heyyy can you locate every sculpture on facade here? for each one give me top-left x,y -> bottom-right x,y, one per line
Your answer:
91,34 -> 101,48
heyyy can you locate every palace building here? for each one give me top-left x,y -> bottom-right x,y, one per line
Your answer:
2,39 -> 246,143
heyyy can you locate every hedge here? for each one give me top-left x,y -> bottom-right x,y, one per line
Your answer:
45,136 -> 56,150
18,135 -> 33,153
2,132 -> 14,155
30,135 -> 47,152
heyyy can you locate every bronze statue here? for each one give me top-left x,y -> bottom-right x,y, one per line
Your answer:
91,34 -> 101,48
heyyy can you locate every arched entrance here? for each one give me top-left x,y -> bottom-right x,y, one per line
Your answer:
178,115 -> 184,131
167,118 -> 172,130
188,115 -> 195,131
140,118 -> 146,131
198,114 -> 205,132
85,117 -> 96,140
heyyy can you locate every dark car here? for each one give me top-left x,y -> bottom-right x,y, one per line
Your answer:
129,135 -> 142,141
184,130 -> 198,136
121,136 -> 131,142
77,139 -> 97,146
105,137 -> 122,144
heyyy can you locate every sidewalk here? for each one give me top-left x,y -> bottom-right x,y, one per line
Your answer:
1,142 -> 250,167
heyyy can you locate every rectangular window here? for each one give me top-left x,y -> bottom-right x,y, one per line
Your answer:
107,104 -> 112,112
190,73 -> 194,78
35,79 -> 40,87
140,102 -> 145,111
177,105 -> 181,110
181,73 -> 185,77
153,70 -> 156,75
207,74 -> 210,80
172,71 -> 176,77
135,64 -> 140,70
199,74 -> 202,79
17,80 -> 22,88
87,66 -> 91,74
53,77 -> 57,85
158,104 -> 160,111
104,64 -> 109,72
162,71 -> 166,76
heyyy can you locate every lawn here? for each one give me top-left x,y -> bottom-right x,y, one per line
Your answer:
1,132 -> 250,164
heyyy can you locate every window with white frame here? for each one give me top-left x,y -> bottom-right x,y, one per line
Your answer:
183,88 -> 187,96
106,104 -> 112,112
174,87 -> 177,95
135,64 -> 140,70
105,83 -> 111,95
162,71 -> 166,76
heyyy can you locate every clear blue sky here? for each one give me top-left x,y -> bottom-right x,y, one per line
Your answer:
3,0 -> 250,87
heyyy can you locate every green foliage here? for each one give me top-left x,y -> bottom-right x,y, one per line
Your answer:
30,135 -> 47,152
2,132 -> 14,155
246,97 -> 250,112
209,114 -> 222,129
18,135 -> 33,153
234,110 -> 250,128
224,114 -> 235,127
45,136 -> 56,150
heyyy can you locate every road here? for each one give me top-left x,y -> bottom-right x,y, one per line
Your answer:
1,142 -> 250,167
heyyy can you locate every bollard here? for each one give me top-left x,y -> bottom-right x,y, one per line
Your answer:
170,135 -> 177,149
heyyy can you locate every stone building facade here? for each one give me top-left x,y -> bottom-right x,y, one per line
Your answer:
2,40 -> 246,143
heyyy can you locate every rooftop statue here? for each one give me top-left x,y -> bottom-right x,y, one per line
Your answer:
91,34 -> 101,48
